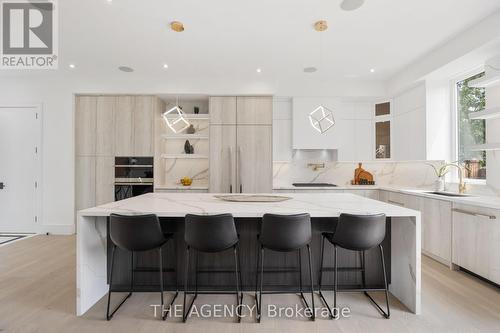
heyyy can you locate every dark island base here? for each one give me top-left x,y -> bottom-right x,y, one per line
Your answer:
107,217 -> 391,292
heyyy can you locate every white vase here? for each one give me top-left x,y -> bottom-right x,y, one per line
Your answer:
434,177 -> 445,192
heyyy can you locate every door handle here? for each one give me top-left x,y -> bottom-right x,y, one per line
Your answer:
388,200 -> 405,207
238,146 -> 242,193
228,147 -> 233,193
452,208 -> 496,220
0,182 -> 4,190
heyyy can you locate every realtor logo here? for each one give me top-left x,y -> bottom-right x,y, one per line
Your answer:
1,0 -> 58,69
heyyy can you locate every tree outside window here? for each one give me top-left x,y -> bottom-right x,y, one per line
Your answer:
457,72 -> 486,179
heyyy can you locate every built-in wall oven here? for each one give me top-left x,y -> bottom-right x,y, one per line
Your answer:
114,157 -> 154,201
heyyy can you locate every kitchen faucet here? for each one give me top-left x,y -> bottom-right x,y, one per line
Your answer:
307,163 -> 325,171
448,163 -> 467,194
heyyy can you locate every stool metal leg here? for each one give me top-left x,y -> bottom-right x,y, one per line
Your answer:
234,245 -> 243,323
106,245 -> 132,320
306,244 -> 316,320
160,244 -> 178,320
257,246 -> 264,323
159,247 -> 165,320
318,235 -> 334,318
363,245 -> 390,319
254,239 -> 260,317
333,244 -> 338,319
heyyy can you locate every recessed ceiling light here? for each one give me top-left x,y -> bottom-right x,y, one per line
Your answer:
256,68 -> 262,73
370,68 -> 375,73
163,64 -> 169,69
304,67 -> 317,73
340,0 -> 365,11
69,63 -> 75,69
170,21 -> 185,32
118,66 -> 134,73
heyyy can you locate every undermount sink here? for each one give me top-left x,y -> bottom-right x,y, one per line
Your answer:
292,183 -> 337,187
424,191 -> 473,197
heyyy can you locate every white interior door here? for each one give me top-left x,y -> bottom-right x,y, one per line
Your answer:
0,106 -> 41,233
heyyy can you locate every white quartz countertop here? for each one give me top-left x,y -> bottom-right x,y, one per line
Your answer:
274,185 -> 500,210
78,192 -> 420,218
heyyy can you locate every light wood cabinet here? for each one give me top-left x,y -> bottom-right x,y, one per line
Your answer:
115,96 -> 134,156
133,96 -> 154,156
95,96 -> 115,156
236,125 -> 273,193
209,96 -> 273,193
452,204 -> 500,284
236,97 -> 273,125
75,156 -> 95,210
209,125 -> 237,193
210,97 -> 236,125
422,198 -> 452,263
95,156 -> 114,205
383,191 -> 452,265
75,96 -> 97,156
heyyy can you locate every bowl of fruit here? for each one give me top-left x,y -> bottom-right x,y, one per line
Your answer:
180,176 -> 193,186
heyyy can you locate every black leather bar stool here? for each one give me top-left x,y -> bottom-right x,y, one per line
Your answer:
183,213 -> 243,323
318,213 -> 390,319
106,213 -> 178,321
255,213 -> 315,322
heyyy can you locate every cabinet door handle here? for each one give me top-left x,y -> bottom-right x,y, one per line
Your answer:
238,146 -> 242,193
228,147 -> 233,193
388,200 -> 405,207
452,208 -> 496,220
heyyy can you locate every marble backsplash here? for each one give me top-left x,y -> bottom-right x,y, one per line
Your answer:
273,160 -> 445,189
273,160 -> 500,196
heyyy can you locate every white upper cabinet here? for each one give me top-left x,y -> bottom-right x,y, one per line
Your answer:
292,97 -> 373,160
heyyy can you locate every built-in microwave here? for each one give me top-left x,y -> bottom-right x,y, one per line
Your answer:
114,157 -> 154,201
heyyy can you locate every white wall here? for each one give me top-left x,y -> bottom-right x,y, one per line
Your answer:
0,77 -> 75,234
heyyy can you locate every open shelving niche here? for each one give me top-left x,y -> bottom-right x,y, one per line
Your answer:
154,95 -> 210,191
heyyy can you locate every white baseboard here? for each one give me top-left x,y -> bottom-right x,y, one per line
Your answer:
40,224 -> 75,235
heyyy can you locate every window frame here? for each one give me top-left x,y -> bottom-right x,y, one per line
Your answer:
450,66 -> 487,184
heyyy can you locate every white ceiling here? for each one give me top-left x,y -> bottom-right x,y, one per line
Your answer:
58,0 -> 500,83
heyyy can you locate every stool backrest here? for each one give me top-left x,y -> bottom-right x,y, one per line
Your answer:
185,214 -> 238,252
260,213 -> 311,251
109,213 -> 165,251
332,213 -> 386,251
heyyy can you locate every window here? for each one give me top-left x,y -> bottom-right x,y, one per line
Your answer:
456,72 -> 486,179
375,102 -> 391,159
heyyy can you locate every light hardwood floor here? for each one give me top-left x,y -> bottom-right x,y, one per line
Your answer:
1,235 -> 499,332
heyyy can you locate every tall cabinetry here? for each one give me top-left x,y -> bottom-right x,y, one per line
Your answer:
209,96 -> 273,193
75,95 -> 159,211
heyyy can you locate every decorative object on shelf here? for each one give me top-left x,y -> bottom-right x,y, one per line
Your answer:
375,145 -> 387,159
194,106 -> 199,114
214,195 -> 292,202
351,163 -> 375,185
309,105 -> 335,134
180,176 -> 193,186
184,140 -> 194,154
186,124 -> 196,134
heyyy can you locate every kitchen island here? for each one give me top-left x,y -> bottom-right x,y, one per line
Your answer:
77,192 -> 421,316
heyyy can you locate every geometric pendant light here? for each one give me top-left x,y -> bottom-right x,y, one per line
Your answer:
162,105 -> 191,133
309,105 -> 335,134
